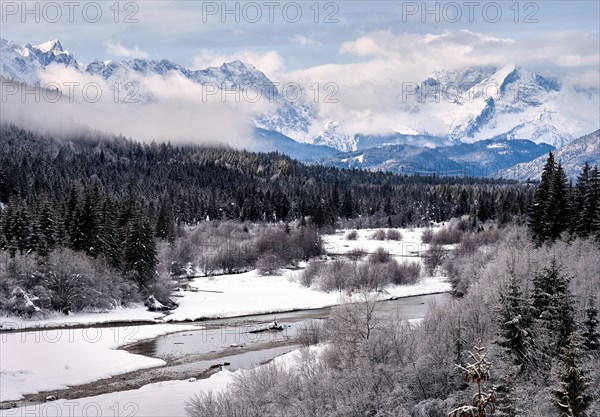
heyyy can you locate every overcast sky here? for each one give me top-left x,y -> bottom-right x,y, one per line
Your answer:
2,0 -> 599,81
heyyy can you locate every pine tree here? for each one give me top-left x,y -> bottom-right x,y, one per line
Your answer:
551,332 -> 592,417
529,152 -> 555,244
341,190 -> 354,218
63,185 -> 79,246
530,259 -> 576,357
573,163 -> 590,236
155,202 -> 175,242
32,199 -> 57,257
453,319 -> 467,369
495,375 -> 521,417
580,166 -> 600,239
582,296 -> 599,351
531,259 -> 565,316
71,187 -> 100,256
97,197 -> 123,271
547,163 -> 570,241
123,214 -> 157,288
553,292 -> 576,353
497,275 -> 534,371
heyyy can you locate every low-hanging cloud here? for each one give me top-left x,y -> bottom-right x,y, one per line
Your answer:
1,64 -> 275,146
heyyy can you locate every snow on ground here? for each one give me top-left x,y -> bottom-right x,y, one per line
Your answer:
1,227 -> 450,328
322,227 -> 438,259
0,324 -> 197,402
0,227 -> 452,410
0,371 -> 234,417
166,270 -> 340,321
0,305 -> 164,330
165,270 -> 450,322
0,346 -> 323,417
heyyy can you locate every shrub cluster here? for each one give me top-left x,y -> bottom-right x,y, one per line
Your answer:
301,248 -> 421,292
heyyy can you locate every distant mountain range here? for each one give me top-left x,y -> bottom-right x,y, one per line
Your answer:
1,38 -> 598,179
320,138 -> 555,177
498,130 -> 600,180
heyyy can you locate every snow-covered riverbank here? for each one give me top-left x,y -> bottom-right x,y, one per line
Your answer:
1,227 -> 449,330
0,324 -> 197,402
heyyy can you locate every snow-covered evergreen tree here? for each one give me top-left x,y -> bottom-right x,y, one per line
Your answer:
497,275 -> 534,371
529,152 -> 555,244
551,332 -> 592,417
582,296 -> 599,351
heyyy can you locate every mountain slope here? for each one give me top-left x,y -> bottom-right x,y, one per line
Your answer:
498,130 -> 600,180
321,145 -> 466,175
1,38 -> 597,157
247,128 -> 339,162
0,39 -> 78,85
438,138 -> 555,176
321,137 -> 556,177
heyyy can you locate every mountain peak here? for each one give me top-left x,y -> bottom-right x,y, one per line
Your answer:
221,60 -> 257,73
33,39 -> 64,54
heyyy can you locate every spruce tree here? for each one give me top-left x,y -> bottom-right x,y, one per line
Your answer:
531,259 -> 568,318
32,199 -> 57,257
123,214 -> 158,289
498,275 -> 534,371
580,166 -> 600,239
531,259 -> 575,356
573,163 -> 590,236
551,332 -> 591,417
71,187 -> 100,256
582,296 -> 599,351
547,163 -> 570,241
97,196 -> 123,271
155,202 -> 175,242
529,152 -> 555,244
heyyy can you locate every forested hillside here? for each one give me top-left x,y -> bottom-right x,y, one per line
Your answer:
0,124 -> 532,231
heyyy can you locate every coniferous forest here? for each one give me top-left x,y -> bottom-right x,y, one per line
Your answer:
1,125 -> 599,417
0,124 -> 534,313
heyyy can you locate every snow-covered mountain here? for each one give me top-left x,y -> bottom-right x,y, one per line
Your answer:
1,38 -> 597,161
322,138 -> 554,177
498,130 -> 600,181
0,38 -> 78,85
84,58 -> 279,102
321,145 -> 466,175
315,65 -> 595,150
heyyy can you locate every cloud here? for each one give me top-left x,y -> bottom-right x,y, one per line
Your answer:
283,29 -> 599,137
103,40 -> 149,59
0,64 -> 268,146
291,35 -> 320,46
192,49 -> 284,76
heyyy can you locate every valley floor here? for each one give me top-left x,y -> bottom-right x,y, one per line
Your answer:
0,227 -> 451,415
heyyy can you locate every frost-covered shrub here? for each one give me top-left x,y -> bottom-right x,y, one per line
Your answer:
423,243 -> 446,274
300,261 -> 323,287
318,259 -> 355,292
297,320 -> 324,346
421,228 -> 434,244
256,252 -> 285,276
389,261 -> 421,285
0,249 -> 137,316
368,247 -> 392,264
43,249 -> 136,313
345,230 -> 358,240
431,228 -> 463,245
346,247 -> 367,261
370,229 -> 387,240
386,229 -> 403,241
4,287 -> 41,317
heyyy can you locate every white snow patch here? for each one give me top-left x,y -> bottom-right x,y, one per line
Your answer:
0,324 -> 197,402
